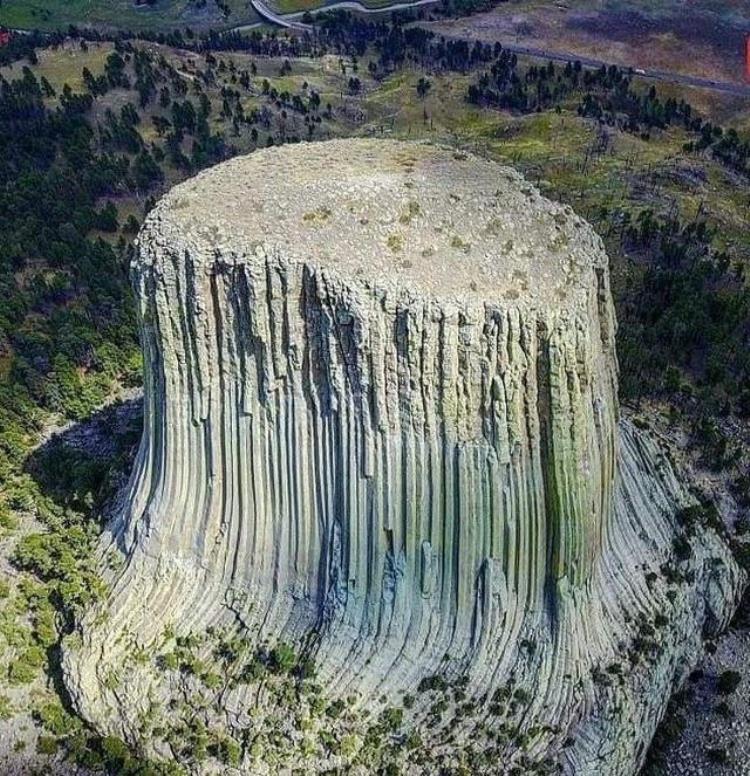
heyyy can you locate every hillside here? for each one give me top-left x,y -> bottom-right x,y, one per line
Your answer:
0,13 -> 747,774
0,0 -> 261,33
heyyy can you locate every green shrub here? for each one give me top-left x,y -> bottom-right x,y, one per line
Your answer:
706,746 -> 729,765
672,535 -> 692,562
269,642 -> 297,674
417,674 -> 448,693
36,735 -> 58,755
213,736 -> 241,766
34,700 -> 80,736
717,670 -> 741,695
101,735 -> 132,768
239,655 -> 266,683
158,651 -> 179,671
714,701 -> 732,718
325,699 -> 346,719
380,706 -> 403,732
0,695 -> 13,720
8,645 -> 45,685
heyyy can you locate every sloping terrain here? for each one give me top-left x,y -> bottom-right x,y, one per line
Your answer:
424,0 -> 750,87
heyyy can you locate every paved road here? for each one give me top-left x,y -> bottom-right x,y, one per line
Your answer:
491,40 -> 750,98
249,0 -> 311,30
249,0 -> 440,29
248,0 -> 750,98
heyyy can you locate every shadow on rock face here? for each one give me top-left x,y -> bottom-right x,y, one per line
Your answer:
8,395 -> 146,767
25,394 -> 144,518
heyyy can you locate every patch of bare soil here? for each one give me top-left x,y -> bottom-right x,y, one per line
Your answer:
424,1 -> 750,85
659,604 -> 750,776
630,400 -> 750,775
568,8 -> 747,82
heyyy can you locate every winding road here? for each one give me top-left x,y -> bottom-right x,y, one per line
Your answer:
481,40 -> 750,98
248,0 -> 750,98
249,0 -> 439,29
248,0 -> 311,30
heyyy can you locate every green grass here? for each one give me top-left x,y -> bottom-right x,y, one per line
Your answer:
270,0 -> 323,13
0,40 -> 114,92
0,0 -> 259,32
268,0 -> 410,15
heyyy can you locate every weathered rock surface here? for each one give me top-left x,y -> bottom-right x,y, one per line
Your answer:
63,139 -> 744,774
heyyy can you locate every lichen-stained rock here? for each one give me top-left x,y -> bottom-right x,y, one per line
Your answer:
62,140 -> 744,774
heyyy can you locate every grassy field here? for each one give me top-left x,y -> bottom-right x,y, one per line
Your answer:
0,0 -> 259,32
268,0 -> 412,15
424,0 -> 750,86
271,0 -> 323,14
0,38 -> 114,89
0,0 -> 402,29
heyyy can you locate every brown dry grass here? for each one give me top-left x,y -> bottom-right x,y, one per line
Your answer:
424,0 -> 749,86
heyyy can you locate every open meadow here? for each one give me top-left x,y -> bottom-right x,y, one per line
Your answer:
0,0 -> 259,32
423,0 -> 750,87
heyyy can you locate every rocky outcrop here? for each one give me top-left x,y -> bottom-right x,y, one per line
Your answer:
63,139 -> 744,774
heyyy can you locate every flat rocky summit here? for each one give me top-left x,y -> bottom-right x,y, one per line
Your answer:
142,138 -> 603,306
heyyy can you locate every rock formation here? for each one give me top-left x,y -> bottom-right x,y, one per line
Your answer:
63,139 -> 744,774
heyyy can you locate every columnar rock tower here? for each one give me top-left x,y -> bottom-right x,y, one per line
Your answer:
64,140 -> 742,774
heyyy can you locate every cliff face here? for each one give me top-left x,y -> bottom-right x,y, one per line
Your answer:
63,140 -> 743,774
